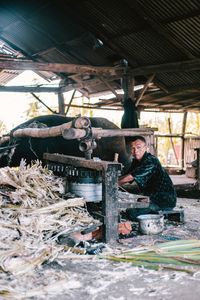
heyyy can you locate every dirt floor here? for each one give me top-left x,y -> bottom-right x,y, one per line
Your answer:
1,169 -> 199,299
41,196 -> 200,300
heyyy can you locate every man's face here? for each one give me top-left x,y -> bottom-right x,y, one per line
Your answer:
130,139 -> 147,160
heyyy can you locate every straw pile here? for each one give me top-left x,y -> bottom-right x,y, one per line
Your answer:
0,160 -> 98,276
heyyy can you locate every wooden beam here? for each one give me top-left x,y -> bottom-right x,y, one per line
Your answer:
60,76 -> 121,93
130,58 -> 200,76
179,100 -> 200,110
121,75 -> 134,101
152,94 -> 200,108
95,97 -> 122,107
99,77 -> 121,101
64,104 -> 123,111
0,85 -> 58,93
142,88 -> 200,103
65,89 -> 76,115
141,103 -> 200,112
135,73 -> 155,106
31,93 -> 57,114
0,60 -> 123,76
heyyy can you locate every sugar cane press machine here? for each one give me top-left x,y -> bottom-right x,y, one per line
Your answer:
43,116 -> 152,243
44,116 -> 122,244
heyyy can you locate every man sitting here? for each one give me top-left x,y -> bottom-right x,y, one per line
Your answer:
118,136 -> 177,220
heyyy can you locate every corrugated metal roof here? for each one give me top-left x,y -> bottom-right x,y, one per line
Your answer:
0,0 -> 199,111
157,71 -> 200,89
0,70 -> 21,85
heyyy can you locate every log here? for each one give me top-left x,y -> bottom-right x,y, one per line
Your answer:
0,136 -> 11,144
11,122 -> 74,138
1,120 -> 153,142
0,117 -> 91,140
62,127 -> 154,140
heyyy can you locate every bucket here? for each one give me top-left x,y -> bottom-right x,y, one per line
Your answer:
67,168 -> 102,202
137,214 -> 164,235
68,182 -> 102,202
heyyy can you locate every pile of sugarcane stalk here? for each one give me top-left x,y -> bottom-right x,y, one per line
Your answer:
104,239 -> 200,273
0,160 -> 99,275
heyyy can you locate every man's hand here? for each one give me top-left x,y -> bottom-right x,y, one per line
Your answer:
118,174 -> 134,186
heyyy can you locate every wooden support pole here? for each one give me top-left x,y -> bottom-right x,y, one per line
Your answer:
121,74 -> 134,101
195,148 -> 200,190
181,112 -> 188,170
100,77 -> 121,101
168,117 -> 179,166
102,165 -> 119,243
31,93 -> 57,114
58,92 -> 65,115
135,73 -> 155,107
65,89 -> 76,116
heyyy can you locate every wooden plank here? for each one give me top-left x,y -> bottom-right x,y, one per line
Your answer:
44,153 -> 122,171
118,191 -> 149,209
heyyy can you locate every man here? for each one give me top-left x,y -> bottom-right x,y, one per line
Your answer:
118,136 -> 177,218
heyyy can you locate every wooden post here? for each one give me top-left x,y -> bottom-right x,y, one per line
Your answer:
135,74 -> 155,107
31,93 -> 57,114
101,164 -> 119,243
121,74 -> 134,102
195,148 -> 200,190
65,89 -> 76,115
58,92 -> 65,115
181,112 -> 187,170
168,117 -> 179,166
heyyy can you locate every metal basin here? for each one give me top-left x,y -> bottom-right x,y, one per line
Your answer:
137,214 -> 164,235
